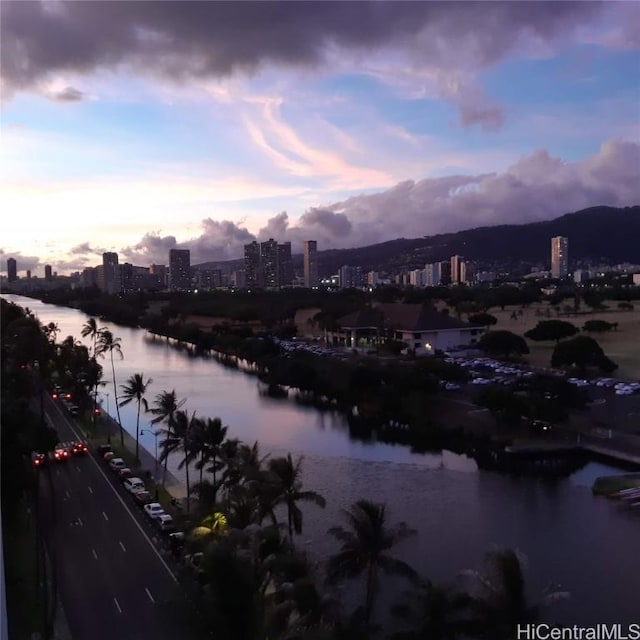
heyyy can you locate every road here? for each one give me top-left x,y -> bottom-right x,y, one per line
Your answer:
37,394 -> 194,640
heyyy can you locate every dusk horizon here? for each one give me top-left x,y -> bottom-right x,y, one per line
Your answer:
2,1 -> 639,276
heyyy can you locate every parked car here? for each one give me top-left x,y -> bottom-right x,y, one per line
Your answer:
96,444 -> 113,457
123,477 -> 146,494
168,531 -> 185,557
71,441 -> 88,455
103,451 -> 116,463
143,502 -> 165,520
108,457 -> 127,472
116,468 -> 134,481
132,490 -> 153,506
155,514 -> 175,533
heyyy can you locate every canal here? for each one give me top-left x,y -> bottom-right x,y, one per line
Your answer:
4,294 -> 639,624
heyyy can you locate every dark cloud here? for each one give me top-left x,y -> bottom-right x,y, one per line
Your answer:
46,85 -> 88,102
187,219 -> 255,264
120,231 -> 177,265
1,1 -> 619,129
69,242 -> 97,255
0,252 -> 41,275
110,140 -> 638,266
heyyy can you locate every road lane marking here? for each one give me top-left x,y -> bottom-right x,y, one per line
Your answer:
119,541 -> 126,552
65,490 -> 70,499
59,416 -> 179,584
88,486 -> 93,494
92,549 -> 98,560
113,597 -> 122,614
102,511 -> 109,521
145,587 -> 155,603
77,517 -> 83,527
75,466 -> 81,472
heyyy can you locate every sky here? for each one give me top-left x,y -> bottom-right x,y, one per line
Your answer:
1,1 -> 639,276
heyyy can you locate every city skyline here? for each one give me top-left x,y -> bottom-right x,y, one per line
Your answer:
1,1 -> 639,276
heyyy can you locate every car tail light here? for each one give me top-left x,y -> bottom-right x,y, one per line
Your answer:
65,393 -> 72,400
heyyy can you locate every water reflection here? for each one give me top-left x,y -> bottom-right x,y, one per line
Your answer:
3,293 -> 640,623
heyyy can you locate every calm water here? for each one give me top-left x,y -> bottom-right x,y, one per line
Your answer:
4,294 -> 639,624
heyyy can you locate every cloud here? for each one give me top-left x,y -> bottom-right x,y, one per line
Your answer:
0,251 -> 41,275
313,139 -> 640,246
46,84 -> 88,102
120,232 -> 178,266
137,139 -> 635,264
69,242 -> 97,256
2,1 -> 629,129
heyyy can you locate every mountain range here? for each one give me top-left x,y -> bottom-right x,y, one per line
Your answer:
197,205 -> 640,275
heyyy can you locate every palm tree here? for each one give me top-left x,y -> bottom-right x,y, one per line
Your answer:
81,318 -> 106,429
459,548 -> 569,640
269,454 -> 326,540
199,417 -> 228,495
148,390 -> 186,487
119,373 -> 153,462
159,408 -> 197,512
81,318 -> 105,358
96,330 -> 125,445
327,500 -> 417,630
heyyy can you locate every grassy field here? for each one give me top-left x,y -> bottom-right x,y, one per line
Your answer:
487,301 -> 640,380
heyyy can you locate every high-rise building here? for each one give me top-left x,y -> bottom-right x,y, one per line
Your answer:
440,260 -> 452,286
7,258 -> 17,282
424,262 -> 441,287
169,249 -> 191,291
339,265 -> 362,289
44,265 -> 52,281
303,240 -> 318,288
102,252 -> 120,294
149,264 -> 167,289
244,241 -> 261,287
260,238 -> 279,288
450,255 -> 466,284
551,236 -> 568,278
277,242 -> 293,287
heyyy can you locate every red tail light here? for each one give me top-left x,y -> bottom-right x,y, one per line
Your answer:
52,393 -> 58,399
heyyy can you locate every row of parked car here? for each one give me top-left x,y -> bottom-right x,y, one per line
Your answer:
96,444 -> 176,533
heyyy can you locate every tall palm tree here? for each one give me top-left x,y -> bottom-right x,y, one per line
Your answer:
459,548 -> 569,640
96,329 -> 124,444
81,318 -> 106,430
199,417 -> 228,495
327,500 -> 417,630
159,408 -> 197,512
269,454 -> 326,540
148,389 -> 186,487
80,318 -> 105,358
119,373 -> 153,462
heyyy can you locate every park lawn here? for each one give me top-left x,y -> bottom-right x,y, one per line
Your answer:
487,301 -> 640,381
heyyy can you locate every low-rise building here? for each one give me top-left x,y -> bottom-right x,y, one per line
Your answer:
332,302 -> 484,355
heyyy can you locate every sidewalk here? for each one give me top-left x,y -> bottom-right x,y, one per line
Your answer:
89,409 -> 187,500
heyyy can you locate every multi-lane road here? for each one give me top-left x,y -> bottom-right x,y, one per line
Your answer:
37,395 -> 195,640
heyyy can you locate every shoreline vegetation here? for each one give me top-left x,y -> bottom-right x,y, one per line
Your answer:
1,297 -> 576,638
5,287 -> 640,477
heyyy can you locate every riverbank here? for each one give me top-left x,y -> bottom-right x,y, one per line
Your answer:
85,405 -> 187,501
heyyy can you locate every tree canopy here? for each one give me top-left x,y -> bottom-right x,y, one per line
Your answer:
525,320 -> 579,343
478,331 -> 529,358
551,335 -> 617,374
